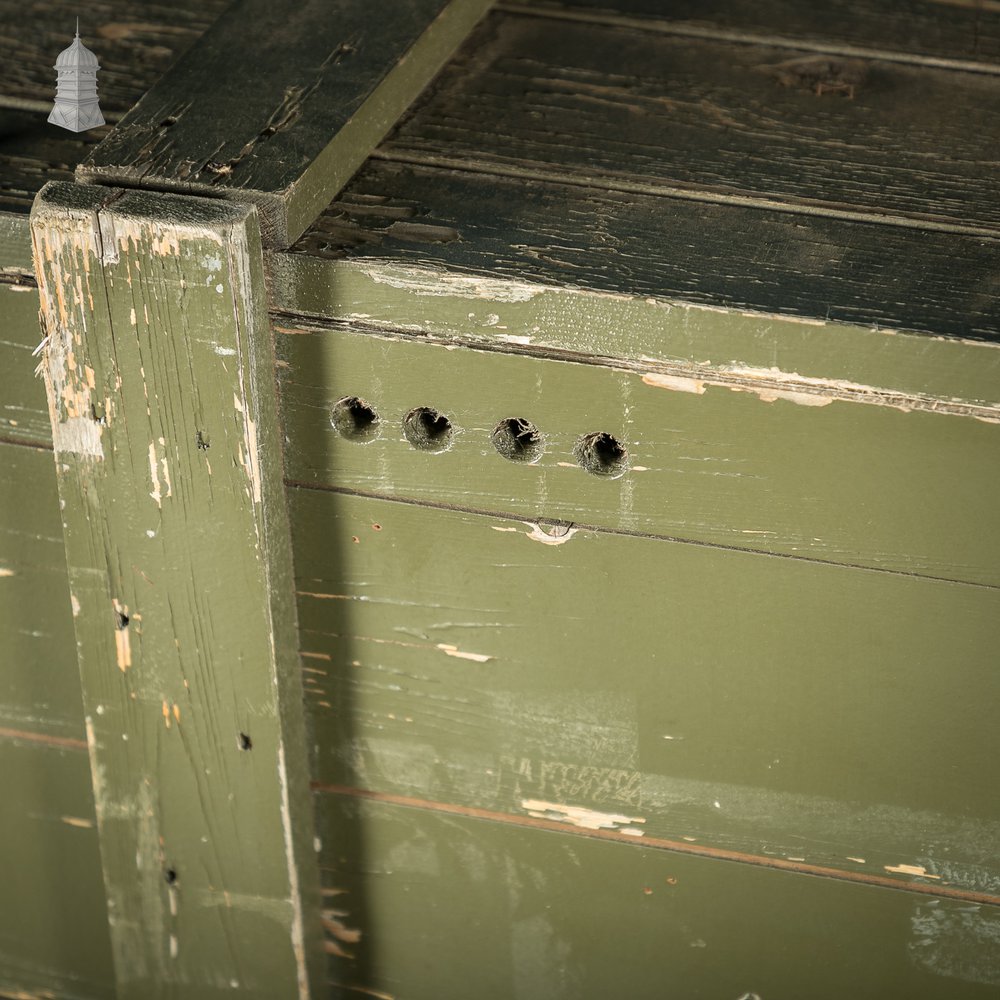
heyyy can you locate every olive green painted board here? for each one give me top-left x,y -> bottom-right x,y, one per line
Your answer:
0,281 -> 50,446
289,487 -> 1000,898
0,738 -> 113,1000
275,162 -> 1000,406
277,323 -> 1000,586
0,441 -> 86,742
513,0 -> 1000,68
384,12 -> 1000,233
79,0 -> 495,247
0,212 -> 33,272
31,181 -> 323,998
316,792 -> 1000,1000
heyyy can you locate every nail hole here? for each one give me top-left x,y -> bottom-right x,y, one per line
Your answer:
330,396 -> 379,442
164,868 -> 178,885
91,401 -> 106,424
159,116 -> 178,127
114,609 -> 129,630
371,523 -> 382,532
491,417 -> 544,463
196,430 -> 210,450
574,432 -> 629,478
402,407 -> 453,453
238,732 -> 252,751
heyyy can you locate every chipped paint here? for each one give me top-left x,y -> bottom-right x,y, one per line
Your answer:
233,393 -> 263,504
522,798 -> 646,834
359,262 -> 543,303
909,900 -> 1000,986
886,863 -> 942,880
525,522 -> 578,546
436,643 -> 494,663
642,373 -> 706,394
60,815 -> 95,828
0,567 -> 14,577
113,599 -> 131,671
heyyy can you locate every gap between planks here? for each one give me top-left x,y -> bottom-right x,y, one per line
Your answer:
0,726 -> 87,752
369,149 -> 1000,242
313,781 -> 1000,908
284,480 -> 1000,592
498,1 -> 1000,77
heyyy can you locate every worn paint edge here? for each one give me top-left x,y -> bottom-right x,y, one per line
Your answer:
312,782 -> 1000,907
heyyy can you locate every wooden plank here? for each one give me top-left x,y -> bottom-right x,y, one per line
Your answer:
276,324 -> 1000,586
382,12 -> 1000,234
79,0 -> 495,248
512,0 -> 1000,69
0,442 -> 87,741
30,181 -> 323,998
315,792 -> 1000,999
0,0 -> 231,113
273,162 -> 1000,406
0,739 -> 114,1000
0,282 -> 51,446
0,211 -> 34,271
289,487 -> 1000,899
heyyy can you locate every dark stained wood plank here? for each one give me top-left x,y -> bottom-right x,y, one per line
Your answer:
0,740 -> 114,1000
0,0 -> 231,113
79,0 -> 495,247
291,488 -> 1000,899
512,0 -> 1000,69
276,161 -> 1000,402
382,12 -> 1000,234
31,182 -> 324,998
315,792 -> 1000,999
276,323 -> 1000,586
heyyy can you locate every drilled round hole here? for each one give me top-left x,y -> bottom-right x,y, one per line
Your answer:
491,417 -> 544,464
402,407 -> 453,453
330,396 -> 379,442
574,431 -> 629,478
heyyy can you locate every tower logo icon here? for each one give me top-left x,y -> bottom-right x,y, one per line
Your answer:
49,19 -> 105,133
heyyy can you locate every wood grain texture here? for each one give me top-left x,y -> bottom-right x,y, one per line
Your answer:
0,0 -> 231,113
290,487 -> 1000,899
382,12 -> 1000,234
79,0 -> 495,247
0,211 -> 34,271
512,0 -> 1000,69
30,181 -> 324,998
0,442 -> 88,742
276,323 -> 1000,586
315,792 -> 1000,999
0,740 -> 114,1000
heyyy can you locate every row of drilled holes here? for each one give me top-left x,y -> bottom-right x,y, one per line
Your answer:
330,396 -> 629,478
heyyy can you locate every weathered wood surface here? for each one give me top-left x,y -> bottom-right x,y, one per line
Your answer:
382,12 -> 1000,234
276,161 -> 1000,403
513,0 -> 1000,69
79,0 -> 496,247
0,0 -> 231,114
291,487 -> 1000,899
277,324 -> 1000,586
0,739 -> 114,1000
31,181 -> 324,998
0,442 -> 88,742
0,281 -> 51,446
316,793 -> 1000,999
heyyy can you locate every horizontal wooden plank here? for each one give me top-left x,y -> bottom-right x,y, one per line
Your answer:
0,0 -> 230,112
79,0 -> 495,247
290,488 -> 1000,898
0,442 -> 85,742
0,212 -> 33,272
315,791 -> 1000,999
277,323 -> 1000,586
0,282 -> 50,445
276,161 -> 1000,404
0,739 -> 113,1000
383,12 -> 1000,234
512,0 -> 1000,69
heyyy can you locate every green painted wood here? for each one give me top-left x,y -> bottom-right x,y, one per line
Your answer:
289,487 -> 1000,899
383,12 -> 1000,234
0,212 -> 33,272
0,739 -> 114,1000
0,0 -> 231,113
0,441 -> 88,741
274,162 -> 1000,405
513,0 -> 1000,69
31,181 -> 324,998
277,323 -> 1000,586
79,0 -> 495,248
315,792 -> 1000,999
0,282 -> 51,446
